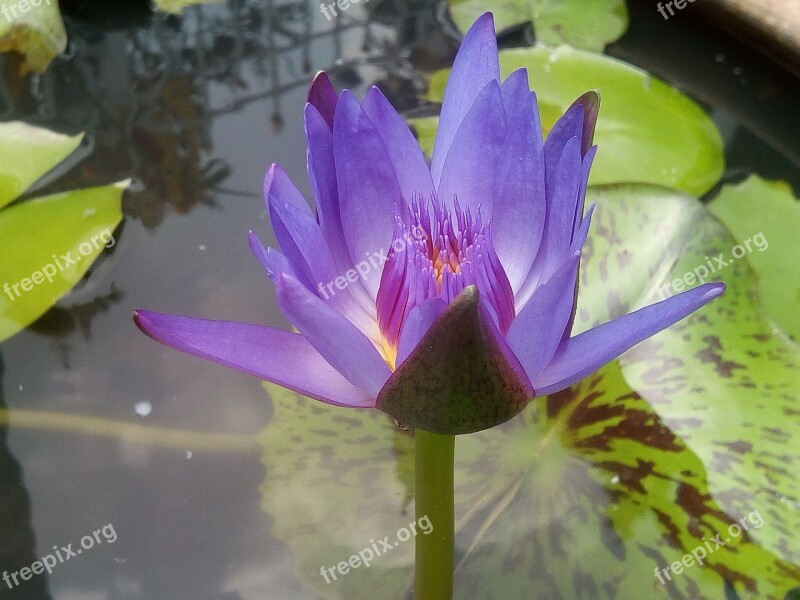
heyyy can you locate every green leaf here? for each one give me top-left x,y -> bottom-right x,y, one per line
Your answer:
448,0 -> 628,51
0,0 -> 67,73
707,175 -> 800,343
258,184 -> 800,599
414,46 -> 724,196
0,183 -> 125,342
0,122 -> 83,209
151,0 -> 224,14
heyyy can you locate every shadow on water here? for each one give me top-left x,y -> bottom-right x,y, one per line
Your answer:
3,0 -> 452,229
0,354 -> 52,600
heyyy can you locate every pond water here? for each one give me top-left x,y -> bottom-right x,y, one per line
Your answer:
1,1 -> 799,599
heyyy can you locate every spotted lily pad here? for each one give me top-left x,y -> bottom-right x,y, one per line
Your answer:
448,0 -> 628,51
563,185 -> 800,578
707,175 -> 800,343
260,392 -> 416,599
453,362 -> 798,599
410,46 -> 724,196
258,184 -> 800,599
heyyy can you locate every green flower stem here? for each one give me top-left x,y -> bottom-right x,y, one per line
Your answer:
415,429 -> 455,600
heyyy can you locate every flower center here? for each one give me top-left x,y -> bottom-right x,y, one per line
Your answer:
375,197 -> 515,363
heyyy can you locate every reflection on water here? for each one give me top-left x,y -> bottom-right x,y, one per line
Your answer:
0,0 -> 799,598
27,286 -> 123,369
0,354 -> 52,600
3,0 -> 444,229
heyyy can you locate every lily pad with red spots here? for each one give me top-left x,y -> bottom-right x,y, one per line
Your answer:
258,183 -> 800,599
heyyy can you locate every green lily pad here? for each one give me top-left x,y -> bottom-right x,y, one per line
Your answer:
411,46 -> 724,196
0,183 -> 125,342
0,122 -> 83,209
258,183 -> 800,599
707,175 -> 800,343
0,122 -> 124,342
152,0 -> 224,14
0,0 -> 67,73
448,0 -> 628,51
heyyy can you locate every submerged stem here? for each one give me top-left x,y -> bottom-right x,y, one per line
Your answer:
414,429 -> 455,600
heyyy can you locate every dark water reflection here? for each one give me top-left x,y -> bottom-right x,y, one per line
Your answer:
0,0 -> 798,598
0,354 -> 52,600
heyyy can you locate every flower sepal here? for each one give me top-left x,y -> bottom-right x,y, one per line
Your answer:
376,286 -> 534,435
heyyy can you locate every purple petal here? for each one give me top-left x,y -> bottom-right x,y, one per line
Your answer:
276,274 -> 391,398
361,86 -> 435,201
573,91 -> 600,157
559,205 -> 595,342
570,203 -> 595,255
471,229 -> 516,334
436,80 -> 506,214
431,12 -> 500,186
333,91 -> 402,298
376,216 -> 416,346
544,91 -> 599,164
545,102 -> 583,157
517,137 -> 582,290
541,93 -> 599,255
305,103 -> 355,277
506,252 -> 581,382
532,282 -> 726,396
133,310 -> 374,407
266,185 -> 379,338
264,163 -> 313,217
248,231 -> 300,283
545,135 -> 582,258
267,181 -> 337,293
499,68 -> 530,113
573,146 -> 597,239
515,213 -> 586,314
492,89 -> 546,294
307,71 -> 338,128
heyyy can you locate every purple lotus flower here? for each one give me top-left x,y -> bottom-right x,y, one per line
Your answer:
134,13 -> 724,434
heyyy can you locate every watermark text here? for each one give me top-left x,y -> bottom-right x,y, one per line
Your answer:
3,228 -> 115,303
657,0 -> 704,21
3,523 -> 117,590
320,0 -> 370,21
654,509 -> 764,585
319,515 -> 432,584
1,0 -> 53,23
317,226 -> 426,301
656,231 -> 767,300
